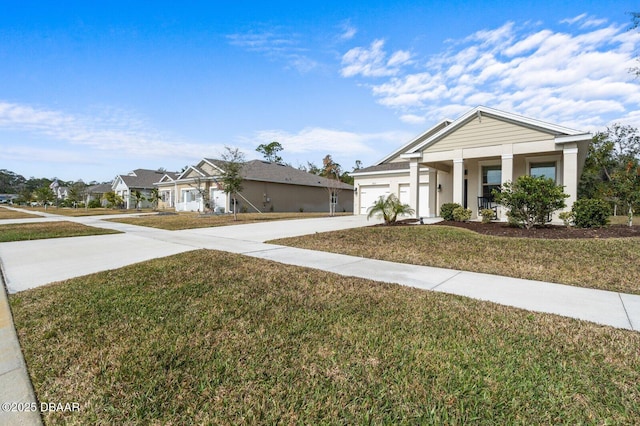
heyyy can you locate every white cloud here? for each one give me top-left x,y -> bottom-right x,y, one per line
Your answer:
339,21 -> 357,40
0,101 -> 207,160
341,39 -> 412,77
342,18 -> 640,132
226,29 -> 317,73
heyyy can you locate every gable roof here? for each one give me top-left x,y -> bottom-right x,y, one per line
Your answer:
116,169 -> 177,189
174,159 -> 353,190
406,105 -> 591,155
351,161 -> 410,176
376,119 -> 452,164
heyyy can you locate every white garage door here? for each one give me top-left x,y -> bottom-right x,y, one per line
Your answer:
359,185 -> 390,214
399,184 -> 430,217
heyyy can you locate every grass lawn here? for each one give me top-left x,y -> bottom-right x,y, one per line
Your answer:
0,206 -> 41,219
271,225 -> 640,295
17,206 -> 155,217
0,222 -> 120,242
610,215 -> 640,226
10,250 -> 640,425
109,211 -> 349,230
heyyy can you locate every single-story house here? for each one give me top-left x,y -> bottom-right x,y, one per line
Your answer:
113,169 -> 179,209
85,183 -> 114,207
352,106 -> 592,221
156,158 -> 354,213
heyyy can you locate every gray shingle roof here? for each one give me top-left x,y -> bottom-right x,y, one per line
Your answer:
201,159 -> 353,190
118,169 -> 178,189
355,161 -> 410,174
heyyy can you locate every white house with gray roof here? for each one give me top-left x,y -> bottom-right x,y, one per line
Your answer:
113,169 -> 179,209
352,106 -> 591,221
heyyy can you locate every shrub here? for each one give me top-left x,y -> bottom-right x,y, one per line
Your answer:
440,203 -> 462,221
558,211 -> 574,227
452,207 -> 472,222
494,176 -> 568,230
572,198 -> 611,228
480,208 -> 495,223
88,199 -> 102,208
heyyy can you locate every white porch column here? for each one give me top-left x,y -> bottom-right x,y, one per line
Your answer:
452,158 -> 464,205
500,153 -> 514,221
563,143 -> 579,210
428,169 -> 437,217
409,158 -> 420,217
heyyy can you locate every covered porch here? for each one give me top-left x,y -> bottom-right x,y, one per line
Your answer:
402,137 -> 587,221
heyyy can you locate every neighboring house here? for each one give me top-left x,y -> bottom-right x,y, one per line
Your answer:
113,169 -> 179,209
156,158 -> 354,213
86,183 -> 113,207
352,106 -> 591,221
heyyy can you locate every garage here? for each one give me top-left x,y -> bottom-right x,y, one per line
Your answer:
399,183 -> 430,217
359,185 -> 390,214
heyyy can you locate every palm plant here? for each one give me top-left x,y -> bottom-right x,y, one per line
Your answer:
366,194 -> 415,225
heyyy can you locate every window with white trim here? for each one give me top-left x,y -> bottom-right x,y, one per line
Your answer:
530,162 -> 556,181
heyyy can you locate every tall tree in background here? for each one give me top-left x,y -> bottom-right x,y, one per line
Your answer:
220,146 -> 245,220
630,12 -> 640,77
256,141 -> 284,163
578,124 -> 640,203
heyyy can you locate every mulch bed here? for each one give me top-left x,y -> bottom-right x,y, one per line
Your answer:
393,219 -> 640,239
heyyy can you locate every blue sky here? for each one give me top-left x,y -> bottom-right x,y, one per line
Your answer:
1,1 -> 639,183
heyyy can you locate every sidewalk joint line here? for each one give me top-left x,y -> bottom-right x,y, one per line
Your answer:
618,293 -> 635,331
430,271 -> 463,291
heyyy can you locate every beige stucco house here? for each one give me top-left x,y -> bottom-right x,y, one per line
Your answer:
352,106 -> 592,221
156,158 -> 354,214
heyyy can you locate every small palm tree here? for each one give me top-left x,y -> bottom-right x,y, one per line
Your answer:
367,194 -> 415,225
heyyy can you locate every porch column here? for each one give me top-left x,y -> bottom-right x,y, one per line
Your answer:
563,143 -> 579,210
428,168 -> 437,217
409,158 -> 420,218
452,158 -> 464,205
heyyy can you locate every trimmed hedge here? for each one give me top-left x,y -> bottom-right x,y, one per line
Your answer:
440,203 -> 462,221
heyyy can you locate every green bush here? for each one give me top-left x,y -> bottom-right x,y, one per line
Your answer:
88,199 -> 102,208
572,198 -> 611,228
494,176 -> 568,230
440,203 -> 462,221
480,208 -> 495,223
452,207 -> 472,222
558,211 -> 574,227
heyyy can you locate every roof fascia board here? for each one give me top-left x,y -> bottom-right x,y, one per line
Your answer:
409,105 -> 588,154
351,167 -> 429,178
555,133 -> 592,144
374,119 -> 452,165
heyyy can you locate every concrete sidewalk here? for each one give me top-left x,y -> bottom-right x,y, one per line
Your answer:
0,209 -> 639,425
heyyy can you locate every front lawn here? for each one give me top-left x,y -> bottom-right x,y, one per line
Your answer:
0,222 -> 121,242
10,250 -> 640,425
271,225 -> 640,295
109,212 -> 349,230
0,206 -> 41,219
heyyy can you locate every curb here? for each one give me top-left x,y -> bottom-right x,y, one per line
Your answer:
0,259 -> 42,426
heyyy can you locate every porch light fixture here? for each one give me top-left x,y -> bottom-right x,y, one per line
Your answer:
437,184 -> 442,192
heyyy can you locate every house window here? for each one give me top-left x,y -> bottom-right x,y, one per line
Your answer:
482,165 -> 501,201
530,162 -> 556,181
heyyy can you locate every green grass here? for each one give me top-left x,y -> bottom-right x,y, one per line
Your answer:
0,222 -> 120,242
271,225 -> 640,295
109,211 -> 349,230
10,250 -> 640,425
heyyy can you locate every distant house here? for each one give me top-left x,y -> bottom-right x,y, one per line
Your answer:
86,183 -> 113,207
113,169 -> 179,209
155,158 -> 354,213
352,106 -> 591,221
